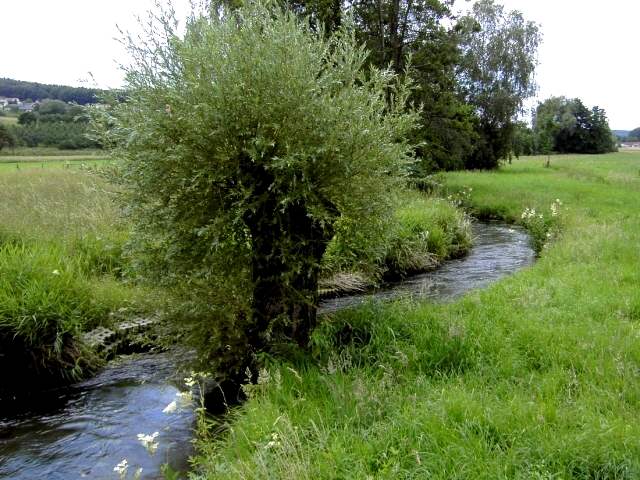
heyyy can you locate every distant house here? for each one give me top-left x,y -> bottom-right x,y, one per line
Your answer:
0,97 -> 20,109
620,142 -> 640,149
17,101 -> 37,112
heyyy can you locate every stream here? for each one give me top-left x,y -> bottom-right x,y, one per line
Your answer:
0,221 -> 534,480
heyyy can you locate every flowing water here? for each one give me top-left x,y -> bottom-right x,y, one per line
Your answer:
0,221 -> 534,480
0,353 -> 195,479
320,221 -> 535,313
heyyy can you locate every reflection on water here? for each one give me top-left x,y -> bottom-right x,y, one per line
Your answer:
320,221 -> 535,313
0,222 -> 533,480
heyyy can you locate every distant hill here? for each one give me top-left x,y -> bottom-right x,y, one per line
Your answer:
0,78 -> 104,105
613,130 -> 630,139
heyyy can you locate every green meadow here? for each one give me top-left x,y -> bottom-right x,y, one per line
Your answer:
0,152 -> 469,393
192,152 -> 640,479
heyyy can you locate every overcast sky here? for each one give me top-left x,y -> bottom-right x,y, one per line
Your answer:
1,0 -> 638,129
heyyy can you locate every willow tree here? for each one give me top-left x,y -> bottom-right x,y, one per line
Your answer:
458,0 -> 540,169
94,1 -> 417,382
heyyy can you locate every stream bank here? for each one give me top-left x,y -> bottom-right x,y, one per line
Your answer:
0,220 -> 534,480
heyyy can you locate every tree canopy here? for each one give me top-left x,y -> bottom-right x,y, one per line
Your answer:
92,1 -> 418,385
533,97 -> 617,154
458,0 -> 541,168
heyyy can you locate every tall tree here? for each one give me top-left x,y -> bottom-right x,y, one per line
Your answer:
346,0 -> 477,172
533,97 -> 616,154
458,0 -> 540,169
92,1 -> 417,389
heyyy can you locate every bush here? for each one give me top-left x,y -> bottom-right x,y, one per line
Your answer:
91,1 -> 418,385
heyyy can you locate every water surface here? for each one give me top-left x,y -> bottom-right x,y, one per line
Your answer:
0,352 -> 195,480
320,221 -> 535,313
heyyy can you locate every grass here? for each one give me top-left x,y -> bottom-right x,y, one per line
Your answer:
0,115 -> 18,125
191,152 -> 640,479
0,146 -> 104,157
0,166 -> 154,390
0,147 -> 109,171
320,190 -> 472,294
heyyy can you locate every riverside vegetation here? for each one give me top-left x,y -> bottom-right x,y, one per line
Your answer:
0,158 -> 470,396
191,152 -> 640,479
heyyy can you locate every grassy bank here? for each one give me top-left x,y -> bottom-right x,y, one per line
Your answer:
320,190 -> 472,295
192,153 -> 640,478
0,160 -> 469,394
0,167 -> 153,391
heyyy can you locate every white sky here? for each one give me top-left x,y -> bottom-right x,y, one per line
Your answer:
1,0 -> 638,129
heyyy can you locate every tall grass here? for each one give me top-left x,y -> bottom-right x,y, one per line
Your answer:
320,191 -> 472,294
0,168 -> 149,390
191,153 -> 640,478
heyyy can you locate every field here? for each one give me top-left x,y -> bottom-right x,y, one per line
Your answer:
192,153 -> 640,479
0,115 -> 18,125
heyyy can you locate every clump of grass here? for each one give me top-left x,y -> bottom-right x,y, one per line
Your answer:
0,243 -> 106,388
321,191 -> 472,294
0,168 -> 153,393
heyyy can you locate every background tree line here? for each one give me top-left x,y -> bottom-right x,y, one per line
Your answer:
2,99 -> 99,150
0,78 -> 102,105
512,97 -> 617,156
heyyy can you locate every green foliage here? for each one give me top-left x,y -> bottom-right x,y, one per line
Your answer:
18,111 -> 37,125
37,99 -> 69,115
511,121 -> 535,157
458,0 -> 541,169
320,192 -> 472,290
343,0 -> 478,173
0,77 -> 101,105
533,97 -> 617,154
0,243 -> 104,385
11,121 -> 98,149
191,152 -> 640,478
92,1 -> 418,379
0,123 -> 16,151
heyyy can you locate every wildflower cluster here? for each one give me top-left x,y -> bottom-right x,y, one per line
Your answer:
137,431 -> 160,454
113,459 -> 142,480
520,199 -> 563,253
521,207 -> 542,221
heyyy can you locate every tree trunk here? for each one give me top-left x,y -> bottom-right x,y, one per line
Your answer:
239,155 -> 330,351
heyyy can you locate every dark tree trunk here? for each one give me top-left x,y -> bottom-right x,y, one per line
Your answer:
239,155 -> 331,352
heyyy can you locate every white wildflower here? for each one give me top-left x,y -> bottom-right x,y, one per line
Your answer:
176,390 -> 193,405
184,375 -> 197,388
137,431 -> 159,454
52,269 -> 60,275
113,459 -> 128,478
162,400 -> 177,414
